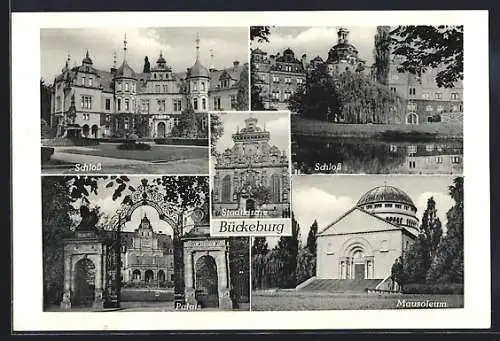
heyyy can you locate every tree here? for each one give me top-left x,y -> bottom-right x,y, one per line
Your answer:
306,220 -> 318,255
426,177 -> 464,283
251,237 -> 269,289
390,256 -> 404,290
373,26 -> 391,85
250,26 -> 271,43
400,196 -> 443,284
420,197 -> 443,261
172,107 -> 203,138
209,113 -> 224,157
40,79 -> 52,124
235,65 -> 249,110
390,25 -> 463,88
289,68 -> 401,123
143,56 -> 151,73
275,211 -> 300,288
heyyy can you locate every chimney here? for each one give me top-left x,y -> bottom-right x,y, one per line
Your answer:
233,60 -> 240,71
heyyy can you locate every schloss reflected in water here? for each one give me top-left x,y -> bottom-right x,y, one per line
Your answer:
292,137 -> 463,174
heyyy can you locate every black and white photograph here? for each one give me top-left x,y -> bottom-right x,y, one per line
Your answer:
210,111 -> 291,223
40,27 -> 249,174
251,175 -> 464,311
250,26 -> 463,175
42,175 -> 250,311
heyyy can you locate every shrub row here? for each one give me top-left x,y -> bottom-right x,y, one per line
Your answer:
97,138 -> 155,143
154,137 -> 208,146
117,142 -> 152,150
402,283 -> 464,294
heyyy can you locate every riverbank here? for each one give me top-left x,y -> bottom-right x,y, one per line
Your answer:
291,117 -> 463,141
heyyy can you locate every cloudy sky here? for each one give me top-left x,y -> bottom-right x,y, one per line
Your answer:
213,112 -> 290,155
40,27 -> 249,82
252,26 -> 378,65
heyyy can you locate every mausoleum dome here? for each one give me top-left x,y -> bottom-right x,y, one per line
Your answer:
357,185 -> 419,231
357,186 -> 414,207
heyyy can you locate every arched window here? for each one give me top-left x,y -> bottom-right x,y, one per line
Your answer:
271,174 -> 281,203
406,112 -> 418,124
202,98 -> 206,110
193,98 -> 198,110
221,175 -> 231,202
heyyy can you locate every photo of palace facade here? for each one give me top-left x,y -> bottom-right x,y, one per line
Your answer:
212,115 -> 290,218
252,27 -> 463,124
49,34 -> 248,139
120,213 -> 174,287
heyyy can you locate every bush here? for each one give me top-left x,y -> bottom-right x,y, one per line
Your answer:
402,283 -> 464,294
117,142 -> 151,150
41,146 -> 54,163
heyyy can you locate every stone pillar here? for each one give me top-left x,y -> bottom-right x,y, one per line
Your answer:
217,251 -> 232,309
60,250 -> 72,309
185,251 -> 196,307
93,288 -> 104,309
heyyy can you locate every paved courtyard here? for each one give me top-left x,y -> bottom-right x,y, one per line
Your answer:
42,142 -> 209,174
251,290 -> 464,311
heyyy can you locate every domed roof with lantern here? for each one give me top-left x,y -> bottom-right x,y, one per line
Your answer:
357,185 -> 415,207
327,27 -> 360,64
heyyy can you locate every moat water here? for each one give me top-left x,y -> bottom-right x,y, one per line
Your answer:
292,136 -> 463,174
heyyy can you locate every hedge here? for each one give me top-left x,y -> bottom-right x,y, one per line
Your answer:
154,137 -> 208,146
117,142 -> 152,150
402,283 -> 464,294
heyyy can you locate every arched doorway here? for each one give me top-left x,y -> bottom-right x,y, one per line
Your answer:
158,270 -> 165,285
73,258 -> 96,307
132,269 -> 141,281
352,250 -> 365,279
246,198 -> 256,212
195,255 -> 219,308
406,112 -> 418,125
91,124 -> 98,138
145,269 -> 154,285
82,124 -> 90,137
157,122 -> 166,138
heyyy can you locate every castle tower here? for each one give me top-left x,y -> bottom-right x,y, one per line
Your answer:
114,33 -> 138,133
187,33 -> 210,112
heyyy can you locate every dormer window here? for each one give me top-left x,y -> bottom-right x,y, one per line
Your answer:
201,82 -> 205,91
88,78 -> 93,87
124,83 -> 129,91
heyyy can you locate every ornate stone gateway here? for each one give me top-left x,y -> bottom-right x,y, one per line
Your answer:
61,179 -> 185,309
182,204 -> 233,309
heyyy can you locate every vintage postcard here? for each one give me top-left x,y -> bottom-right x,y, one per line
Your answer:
12,10 -> 489,331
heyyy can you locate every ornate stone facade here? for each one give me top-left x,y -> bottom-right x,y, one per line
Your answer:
212,115 -> 290,218
49,34 -> 247,138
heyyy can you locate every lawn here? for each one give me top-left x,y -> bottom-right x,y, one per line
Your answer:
55,142 -> 208,162
291,117 -> 463,140
251,290 -> 464,311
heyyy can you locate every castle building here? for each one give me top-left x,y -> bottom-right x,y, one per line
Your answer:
120,213 -> 174,287
300,185 -> 418,292
212,115 -> 290,218
252,47 -> 307,110
385,57 -> 463,125
49,34 -> 248,139
253,26 -> 462,126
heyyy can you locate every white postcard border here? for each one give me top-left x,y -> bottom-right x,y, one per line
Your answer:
12,10 -> 490,330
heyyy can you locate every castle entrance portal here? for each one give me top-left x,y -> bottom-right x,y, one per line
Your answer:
195,255 -> 219,308
73,258 -> 96,307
